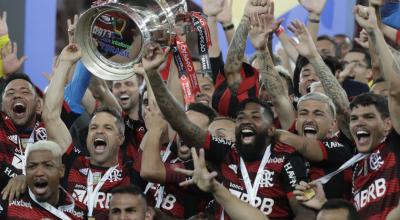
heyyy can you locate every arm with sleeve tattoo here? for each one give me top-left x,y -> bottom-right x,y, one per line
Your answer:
355,6 -> 400,133
142,43 -> 207,148
289,20 -> 351,140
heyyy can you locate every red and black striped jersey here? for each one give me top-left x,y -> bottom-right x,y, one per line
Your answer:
0,188 -> 87,220
203,133 -> 308,219
212,62 -> 259,118
352,131 -> 400,220
62,144 -> 138,220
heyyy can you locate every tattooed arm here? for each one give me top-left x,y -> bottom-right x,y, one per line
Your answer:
142,43 -> 207,148
224,0 -> 268,91
355,6 -> 400,133
289,20 -> 351,140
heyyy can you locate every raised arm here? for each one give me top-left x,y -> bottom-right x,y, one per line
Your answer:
142,43 -> 207,148
140,99 -> 168,183
217,0 -> 234,44
87,75 -> 122,114
289,20 -> 352,140
176,148 -> 269,220
248,10 -> 295,130
299,0 -> 327,42
202,0 -> 223,57
355,5 -> 400,133
224,0 -> 267,89
42,44 -> 81,151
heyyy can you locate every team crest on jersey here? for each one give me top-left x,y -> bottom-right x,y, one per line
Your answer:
369,150 -> 384,171
35,127 -> 47,140
107,169 -> 123,182
8,135 -> 18,145
259,170 -> 274,188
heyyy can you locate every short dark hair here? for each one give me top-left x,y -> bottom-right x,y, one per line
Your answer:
91,106 -> 125,134
317,35 -> 337,46
2,73 -> 37,97
187,102 -> 218,124
110,184 -> 145,198
350,93 -> 389,119
347,48 -> 372,68
319,199 -> 360,220
293,56 -> 342,97
236,98 -> 274,122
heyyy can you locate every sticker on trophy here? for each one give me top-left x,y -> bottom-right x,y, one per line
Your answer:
92,172 -> 102,185
304,188 -> 316,200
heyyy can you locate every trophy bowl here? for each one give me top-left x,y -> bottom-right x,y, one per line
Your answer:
75,0 -> 187,80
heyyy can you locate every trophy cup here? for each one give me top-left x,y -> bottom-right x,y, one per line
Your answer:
75,0 -> 187,80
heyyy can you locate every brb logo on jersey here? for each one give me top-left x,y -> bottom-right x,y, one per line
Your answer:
353,178 -> 386,210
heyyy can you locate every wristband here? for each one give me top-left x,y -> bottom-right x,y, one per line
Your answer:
275,26 -> 284,37
223,23 -> 234,31
396,30 -> 400,45
308,18 -> 320,23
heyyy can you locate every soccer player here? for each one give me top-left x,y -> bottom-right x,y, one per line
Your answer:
0,140 -> 86,219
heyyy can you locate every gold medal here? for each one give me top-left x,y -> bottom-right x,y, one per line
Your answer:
304,188 -> 316,200
88,217 -> 96,220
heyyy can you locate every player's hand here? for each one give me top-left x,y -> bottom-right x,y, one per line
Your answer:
175,148 -> 218,193
1,175 -> 26,202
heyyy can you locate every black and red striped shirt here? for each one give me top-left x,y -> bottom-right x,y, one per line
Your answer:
352,130 -> 400,220
203,133 -> 308,219
62,144 -> 139,220
212,63 -> 259,118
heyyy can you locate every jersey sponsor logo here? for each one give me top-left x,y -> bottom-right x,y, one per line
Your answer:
353,178 -> 386,210
228,188 -> 274,215
229,182 -> 243,191
10,199 -> 33,209
211,136 -> 233,146
72,189 -> 112,209
284,162 -> 297,187
228,164 -> 238,174
268,156 -> 285,164
324,141 -> 344,149
369,151 -> 384,171
61,207 -> 85,219
260,170 -> 274,188
160,193 -> 177,211
7,135 -> 18,145
3,166 -> 18,178
35,127 -> 47,140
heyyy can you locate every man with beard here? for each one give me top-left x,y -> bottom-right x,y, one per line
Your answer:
0,140 -> 86,219
140,100 -> 215,219
141,41 -> 315,219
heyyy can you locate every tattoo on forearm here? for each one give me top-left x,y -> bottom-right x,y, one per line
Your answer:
225,18 -> 250,74
146,70 -> 206,147
258,49 -> 286,98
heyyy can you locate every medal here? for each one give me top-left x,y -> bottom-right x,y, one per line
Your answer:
88,217 -> 95,220
304,188 -> 316,200
92,172 -> 102,185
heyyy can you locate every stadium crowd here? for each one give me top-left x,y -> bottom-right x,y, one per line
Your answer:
0,0 -> 399,219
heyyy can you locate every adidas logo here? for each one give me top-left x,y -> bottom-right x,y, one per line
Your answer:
228,164 -> 237,174
79,168 -> 89,175
8,135 -> 18,145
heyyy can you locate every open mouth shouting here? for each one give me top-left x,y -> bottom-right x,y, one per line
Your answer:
32,178 -> 49,197
302,123 -> 318,138
119,94 -> 130,104
93,137 -> 107,154
12,101 -> 27,118
354,129 -> 371,148
240,126 -> 256,144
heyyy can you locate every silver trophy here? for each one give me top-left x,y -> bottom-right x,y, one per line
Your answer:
75,0 -> 187,80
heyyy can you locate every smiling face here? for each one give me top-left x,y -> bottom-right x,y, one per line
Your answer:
112,76 -> 140,113
296,99 -> 336,140
86,112 -> 124,167
109,193 -> 149,220
2,79 -> 39,128
299,64 -> 320,96
26,150 -> 64,204
235,102 -> 273,161
350,105 -> 391,153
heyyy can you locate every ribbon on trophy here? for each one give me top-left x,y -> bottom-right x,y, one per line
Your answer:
189,12 -> 212,76
171,36 -> 200,106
